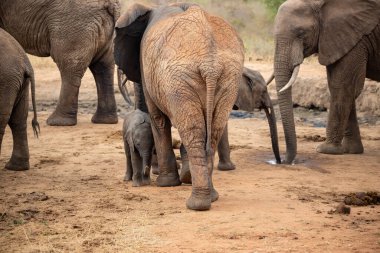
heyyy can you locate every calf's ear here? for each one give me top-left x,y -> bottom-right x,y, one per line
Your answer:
114,3 -> 152,83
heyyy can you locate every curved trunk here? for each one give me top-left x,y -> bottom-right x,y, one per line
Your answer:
264,105 -> 281,164
274,40 -> 298,164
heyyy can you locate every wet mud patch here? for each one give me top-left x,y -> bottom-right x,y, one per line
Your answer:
290,155 -> 331,174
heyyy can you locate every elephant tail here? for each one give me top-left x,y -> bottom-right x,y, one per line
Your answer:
201,65 -> 221,158
27,71 -> 40,138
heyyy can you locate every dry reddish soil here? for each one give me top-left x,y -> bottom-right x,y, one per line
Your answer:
0,59 -> 379,252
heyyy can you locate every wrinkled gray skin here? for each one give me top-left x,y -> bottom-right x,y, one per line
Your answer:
274,0 -> 380,163
114,3 -> 244,210
180,67 -> 281,183
123,109 -> 154,187
0,0 -> 120,126
0,28 -> 39,171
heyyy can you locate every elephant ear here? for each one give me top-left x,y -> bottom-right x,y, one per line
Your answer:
318,0 -> 380,66
114,3 -> 152,83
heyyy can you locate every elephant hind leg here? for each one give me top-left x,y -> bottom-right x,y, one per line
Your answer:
89,45 -> 118,124
5,87 -> 30,171
144,91 -> 180,187
174,103 -> 212,210
342,104 -> 364,154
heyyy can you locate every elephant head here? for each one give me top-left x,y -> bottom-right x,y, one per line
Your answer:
234,67 -> 281,164
273,0 -> 380,163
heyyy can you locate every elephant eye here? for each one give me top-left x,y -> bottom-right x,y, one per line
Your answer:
295,28 -> 306,38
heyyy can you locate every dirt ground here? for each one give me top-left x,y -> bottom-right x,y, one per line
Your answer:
1,59 -> 379,252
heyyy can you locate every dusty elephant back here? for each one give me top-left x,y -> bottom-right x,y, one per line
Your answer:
0,0 -> 120,57
141,6 -> 244,116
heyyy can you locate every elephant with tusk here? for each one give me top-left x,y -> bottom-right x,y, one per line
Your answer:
272,0 -> 380,164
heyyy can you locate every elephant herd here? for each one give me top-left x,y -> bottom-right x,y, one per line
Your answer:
0,0 -> 379,211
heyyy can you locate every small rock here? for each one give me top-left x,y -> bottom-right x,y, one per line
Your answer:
335,203 -> 351,215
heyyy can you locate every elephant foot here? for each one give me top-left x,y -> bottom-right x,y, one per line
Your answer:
211,187 -> 219,202
156,172 -> 181,187
342,137 -> 364,154
5,156 -> 29,171
186,187 -> 211,211
179,162 -> 191,184
316,142 -> 344,155
91,111 -> 118,124
123,174 -> 132,182
132,176 -> 150,187
217,161 -> 236,171
151,164 -> 159,175
47,111 -> 77,126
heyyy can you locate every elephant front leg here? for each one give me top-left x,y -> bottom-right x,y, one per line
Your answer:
123,141 -> 133,181
217,124 -> 236,171
342,104 -> 364,154
89,47 -> 118,124
47,69 -> 83,126
317,46 -> 367,155
131,150 -> 150,187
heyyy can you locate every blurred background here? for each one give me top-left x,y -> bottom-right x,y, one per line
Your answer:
119,0 -> 286,61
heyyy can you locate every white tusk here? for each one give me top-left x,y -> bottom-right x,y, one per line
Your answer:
279,65 -> 300,93
266,72 -> 275,86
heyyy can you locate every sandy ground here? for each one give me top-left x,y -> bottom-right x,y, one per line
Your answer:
0,59 -> 379,252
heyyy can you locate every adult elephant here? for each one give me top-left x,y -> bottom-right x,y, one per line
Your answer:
0,0 -> 120,126
273,0 -> 380,163
114,3 -> 244,210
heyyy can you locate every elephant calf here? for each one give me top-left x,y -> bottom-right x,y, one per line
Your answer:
122,109 -> 154,186
0,28 -> 39,170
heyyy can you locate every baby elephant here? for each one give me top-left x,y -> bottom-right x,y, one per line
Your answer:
0,28 -> 39,171
122,109 -> 154,186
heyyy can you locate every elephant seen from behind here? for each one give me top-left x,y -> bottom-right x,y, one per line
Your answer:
0,0 -> 120,126
179,67 -> 281,184
273,0 -> 380,163
0,28 -> 39,171
114,3 -> 244,210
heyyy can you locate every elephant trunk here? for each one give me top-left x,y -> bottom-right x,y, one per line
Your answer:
264,104 -> 281,164
142,153 -> 152,177
274,38 -> 303,164
133,82 -> 148,113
